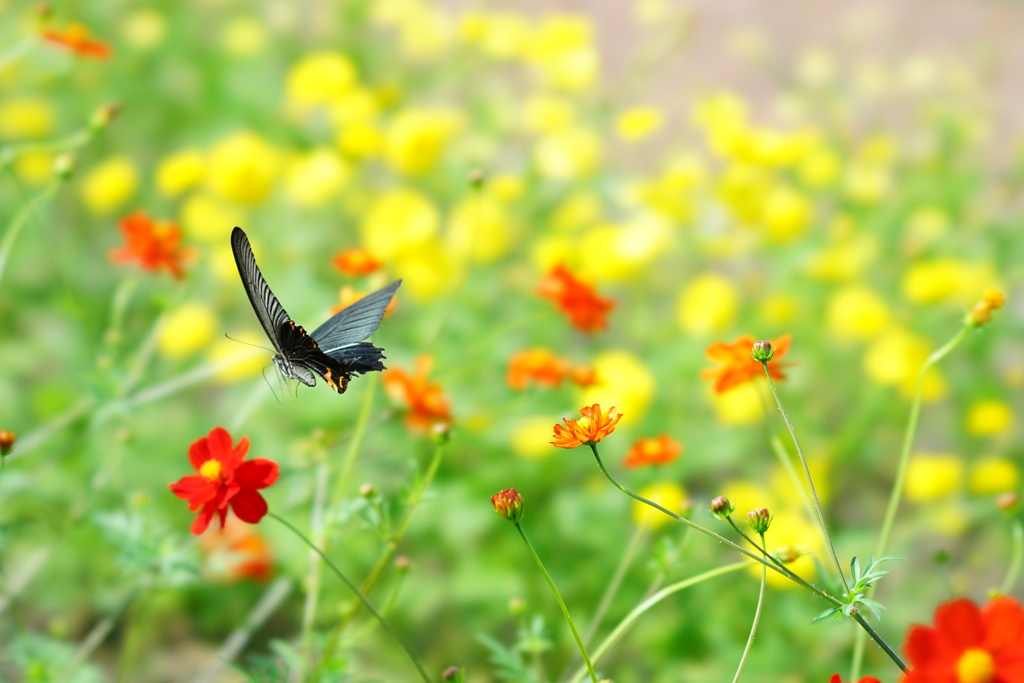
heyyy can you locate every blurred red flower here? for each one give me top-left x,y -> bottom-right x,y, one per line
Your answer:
383,356 -> 453,434
169,427 -> 279,535
42,23 -> 111,59
623,435 -> 683,468
900,596 -> 1024,683
828,676 -> 881,683
537,264 -> 614,333
110,211 -> 191,279
701,334 -> 791,393
552,403 -> 622,449
332,247 -> 383,276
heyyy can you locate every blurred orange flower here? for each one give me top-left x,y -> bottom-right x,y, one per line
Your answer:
537,264 -> 614,333
701,334 -> 791,393
42,23 -> 111,59
110,211 -> 191,279
568,365 -> 598,387
507,348 -> 568,390
333,247 -> 383,276
552,403 -> 622,449
623,435 -> 682,468
383,356 -> 453,434
199,517 -> 273,582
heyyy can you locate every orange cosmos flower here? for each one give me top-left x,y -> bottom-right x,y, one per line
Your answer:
383,356 -> 453,434
900,596 -> 1024,683
537,264 -> 615,333
701,334 -> 791,393
42,23 -> 112,59
109,211 -> 191,279
332,247 -> 383,276
551,404 -> 623,449
168,427 -> 280,535
507,348 -> 569,390
623,435 -> 683,468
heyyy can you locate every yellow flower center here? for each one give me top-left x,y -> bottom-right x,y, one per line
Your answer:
576,416 -> 592,431
956,648 -> 995,683
199,459 -> 223,481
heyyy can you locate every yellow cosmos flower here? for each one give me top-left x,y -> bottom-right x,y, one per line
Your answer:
826,286 -> 891,340
760,184 -> 812,241
579,350 -> 655,421
159,303 -> 217,358
707,383 -> 763,425
902,259 -> 996,306
446,194 -> 512,263
0,98 -> 55,139
534,126 -> 602,180
286,52 -> 358,110
676,273 -> 739,335
966,400 -> 1013,436
361,188 -> 440,260
283,148 -> 350,208
384,108 -> 463,175
615,106 -> 664,141
969,456 -> 1020,495
512,415 -> 561,459
156,149 -> 205,197
80,156 -> 139,214
580,217 -> 671,281
527,15 -> 599,92
864,329 -> 947,401
530,235 -> 576,271
391,237 -> 454,301
179,194 -> 244,244
206,132 -> 277,205
906,453 -> 963,502
632,482 -> 688,530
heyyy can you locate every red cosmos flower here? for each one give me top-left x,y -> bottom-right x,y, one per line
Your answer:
552,404 -> 623,449
169,427 -> 279,535
900,596 -> 1024,683
110,211 -> 191,279
383,356 -> 453,434
700,334 -> 791,393
42,23 -> 112,59
828,676 -> 881,683
537,264 -> 615,333
623,435 -> 683,468
332,247 -> 383,276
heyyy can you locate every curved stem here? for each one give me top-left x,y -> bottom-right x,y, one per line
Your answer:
270,513 -> 432,683
582,523 -> 648,645
0,181 -> 59,286
513,522 -> 598,683
1000,517 -> 1024,596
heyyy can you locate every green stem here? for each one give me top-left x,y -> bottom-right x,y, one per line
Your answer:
731,535 -> 767,683
1001,517 -> 1024,595
761,365 -> 849,594
513,522 -> 598,683
569,562 -> 750,683
851,324 -> 969,679
582,523 -> 648,645
0,181 -> 59,286
270,513 -> 432,683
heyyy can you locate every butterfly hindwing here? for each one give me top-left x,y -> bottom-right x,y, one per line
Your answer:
311,280 -> 402,353
231,227 -> 292,354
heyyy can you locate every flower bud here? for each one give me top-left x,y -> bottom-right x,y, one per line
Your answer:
431,421 -> 451,445
441,666 -> 464,682
966,288 -> 1006,327
359,482 -> 376,498
746,507 -> 772,534
709,496 -> 734,519
468,167 -> 486,189
394,555 -> 411,572
53,154 -> 75,180
0,429 -> 15,457
90,103 -> 121,132
750,340 -> 775,362
997,492 -> 1019,515
774,545 -> 801,564
491,488 -> 524,523
508,597 -> 526,615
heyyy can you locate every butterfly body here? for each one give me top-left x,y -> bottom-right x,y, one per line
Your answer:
231,227 -> 400,394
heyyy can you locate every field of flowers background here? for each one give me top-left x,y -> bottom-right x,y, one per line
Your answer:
1,0 -> 1022,681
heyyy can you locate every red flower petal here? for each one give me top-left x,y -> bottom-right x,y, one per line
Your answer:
168,475 -> 217,507
191,503 -> 217,535
234,458 -> 280,489
230,489 -> 269,524
933,598 -> 984,649
983,596 -> 1024,652
188,436 -> 212,471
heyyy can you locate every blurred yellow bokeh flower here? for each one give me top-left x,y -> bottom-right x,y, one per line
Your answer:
966,399 -> 1013,436
676,273 -> 739,335
797,146 -> 841,188
392,237 -> 455,301
968,456 -> 1020,495
361,188 -> 440,260
159,303 -> 217,358
511,415 -> 561,459
80,156 -> 139,214
336,121 -> 384,159
580,217 -> 671,281
221,16 -> 266,57
120,9 -> 166,49
826,286 -> 890,340
283,149 -> 351,208
758,511 -> 820,588
632,481 -> 688,530
460,11 -> 531,60
760,184 -> 812,241
207,334 -> 269,383
551,191 -> 603,232
864,329 -> 946,400
206,132 -> 277,205
446,195 -> 513,264
286,52 -> 358,110
524,94 -> 576,134
843,163 -> 891,205
180,194 -> 244,244
615,106 -> 664,141
906,453 -> 963,502
384,108 -> 463,175
156,149 -> 205,197
805,232 -> 876,282
488,173 -> 526,201
0,98 -> 55,139
903,206 -> 950,253
707,383 -> 763,425
14,150 -> 54,186
534,126 -> 602,180
902,259 -> 996,306
527,15 -> 599,92
579,350 -> 655,421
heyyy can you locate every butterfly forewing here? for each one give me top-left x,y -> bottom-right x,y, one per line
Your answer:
231,227 -> 292,354
311,280 -> 402,353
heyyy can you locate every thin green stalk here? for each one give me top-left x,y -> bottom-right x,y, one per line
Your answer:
270,513 -> 432,683
850,325 -> 969,679
569,562 -> 750,683
513,522 -> 598,683
731,534 -> 767,683
1000,517 -> 1023,596
761,366 -> 849,594
0,181 -> 59,285
582,523 -> 648,645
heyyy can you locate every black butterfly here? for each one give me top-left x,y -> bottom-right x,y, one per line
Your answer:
230,227 -> 401,394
